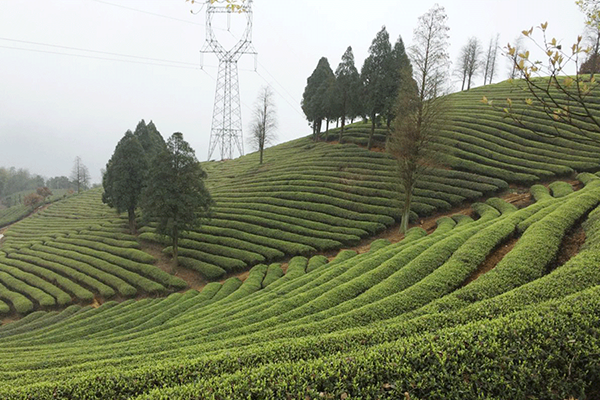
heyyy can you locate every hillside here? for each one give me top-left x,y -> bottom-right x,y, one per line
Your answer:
1,80 -> 600,317
0,79 -> 600,397
0,173 -> 599,398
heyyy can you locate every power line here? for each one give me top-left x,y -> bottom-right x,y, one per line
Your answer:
257,60 -> 301,109
89,0 -> 203,26
0,44 -> 219,74
89,0 -> 229,32
255,69 -> 305,118
0,37 -> 199,67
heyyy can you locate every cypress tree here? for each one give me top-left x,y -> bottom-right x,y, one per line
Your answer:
141,132 -> 213,266
302,57 -> 335,141
102,131 -> 148,234
334,46 -> 361,143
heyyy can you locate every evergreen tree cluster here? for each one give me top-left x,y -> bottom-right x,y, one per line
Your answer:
301,27 -> 412,148
102,120 -> 212,266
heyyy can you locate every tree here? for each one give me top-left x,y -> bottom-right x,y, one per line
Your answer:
362,26 -> 393,149
134,120 -> 166,163
23,192 -> 43,210
483,34 -> 500,85
46,176 -> 72,190
409,4 -> 451,103
383,36 -> 413,133
302,57 -> 335,141
36,186 -> 53,201
141,132 -> 213,266
102,131 -> 148,234
334,46 -> 361,143
389,4 -> 450,233
248,86 -> 277,165
456,36 -> 483,91
70,157 -> 90,193
578,0 -> 600,76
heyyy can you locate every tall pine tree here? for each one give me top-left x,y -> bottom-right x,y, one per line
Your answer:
384,36 -> 412,132
134,119 -> 166,162
302,57 -> 335,141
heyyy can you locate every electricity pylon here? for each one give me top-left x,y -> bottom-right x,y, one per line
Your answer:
201,0 -> 256,160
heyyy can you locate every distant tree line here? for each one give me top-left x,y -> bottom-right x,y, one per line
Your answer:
0,165 -> 87,207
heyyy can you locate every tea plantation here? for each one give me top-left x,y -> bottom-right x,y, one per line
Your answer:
1,79 -> 600,398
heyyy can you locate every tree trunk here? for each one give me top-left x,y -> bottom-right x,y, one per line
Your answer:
127,207 -> 136,235
339,116 -> 345,143
367,113 -> 376,150
259,142 -> 264,165
325,119 -> 330,139
400,187 -> 413,233
172,230 -> 179,268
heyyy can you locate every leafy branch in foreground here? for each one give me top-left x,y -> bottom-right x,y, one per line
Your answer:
484,8 -> 600,145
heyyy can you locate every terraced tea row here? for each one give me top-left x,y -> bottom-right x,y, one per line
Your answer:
1,174 -> 598,398
327,80 -> 600,184
151,79 -> 600,282
0,190 -> 186,316
138,138 -> 512,279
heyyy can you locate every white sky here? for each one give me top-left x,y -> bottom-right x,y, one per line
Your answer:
0,0 -> 586,183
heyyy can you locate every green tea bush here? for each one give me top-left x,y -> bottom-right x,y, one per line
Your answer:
177,257 -> 225,280
261,264 -> 284,288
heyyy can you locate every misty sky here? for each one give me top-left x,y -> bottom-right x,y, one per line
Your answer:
0,0 -> 586,183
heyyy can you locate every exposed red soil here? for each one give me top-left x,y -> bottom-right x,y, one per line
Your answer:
139,240 -> 208,292
461,237 -> 519,287
549,224 -> 586,273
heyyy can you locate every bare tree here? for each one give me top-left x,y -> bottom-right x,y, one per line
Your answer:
409,4 -> 451,102
70,156 -> 90,193
483,34 -> 500,85
389,4 -> 450,233
579,0 -> 600,76
248,86 -> 277,165
456,36 -> 483,91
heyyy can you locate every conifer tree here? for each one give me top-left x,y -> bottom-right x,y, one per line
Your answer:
102,131 -> 148,234
141,132 -> 212,266
134,119 -> 166,162
384,36 -> 412,132
362,26 -> 392,149
302,57 -> 335,141
334,46 -> 361,143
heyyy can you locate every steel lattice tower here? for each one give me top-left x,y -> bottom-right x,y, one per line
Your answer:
201,0 -> 255,160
